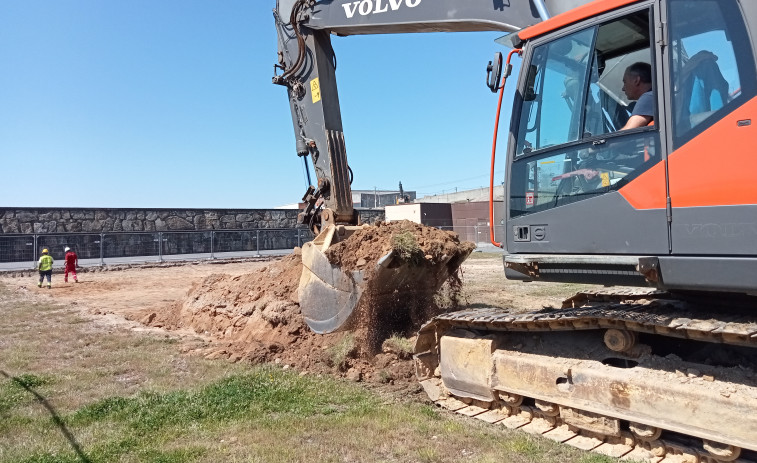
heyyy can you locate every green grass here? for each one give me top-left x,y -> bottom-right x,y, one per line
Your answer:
0,364 -> 597,463
71,367 -> 375,430
381,333 -> 413,356
326,333 -> 356,370
504,434 -> 544,456
0,374 -> 53,415
2,367 -> 379,463
579,455 -> 622,463
392,231 -> 423,262
0,275 -> 616,463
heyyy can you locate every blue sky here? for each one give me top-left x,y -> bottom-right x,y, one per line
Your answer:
1,1 -> 516,208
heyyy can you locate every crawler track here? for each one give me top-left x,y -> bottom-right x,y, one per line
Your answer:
414,290 -> 757,462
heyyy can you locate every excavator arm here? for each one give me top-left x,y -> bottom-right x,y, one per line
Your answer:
272,0 -> 587,232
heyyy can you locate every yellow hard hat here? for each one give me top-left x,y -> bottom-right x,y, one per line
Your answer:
42,249 -> 49,254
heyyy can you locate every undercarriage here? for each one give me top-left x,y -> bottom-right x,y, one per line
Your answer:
414,290 -> 757,462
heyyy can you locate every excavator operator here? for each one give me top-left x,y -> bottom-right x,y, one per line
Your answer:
621,61 -> 654,130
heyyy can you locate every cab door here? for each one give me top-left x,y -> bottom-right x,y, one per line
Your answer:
664,0 -> 757,256
506,2 -> 669,256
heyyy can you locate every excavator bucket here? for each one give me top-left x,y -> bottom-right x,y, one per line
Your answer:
298,223 -> 474,334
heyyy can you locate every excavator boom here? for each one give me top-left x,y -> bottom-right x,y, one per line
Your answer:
273,0 -> 587,230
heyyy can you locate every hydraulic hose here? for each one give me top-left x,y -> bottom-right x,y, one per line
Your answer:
281,0 -> 308,80
489,49 -> 522,248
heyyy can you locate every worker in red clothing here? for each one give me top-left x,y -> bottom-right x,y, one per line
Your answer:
64,246 -> 79,283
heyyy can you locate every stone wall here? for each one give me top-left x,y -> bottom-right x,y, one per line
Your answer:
0,208 -> 384,234
0,208 -> 385,264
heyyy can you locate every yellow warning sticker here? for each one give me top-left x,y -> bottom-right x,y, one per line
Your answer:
601,172 -> 610,187
310,78 -> 321,103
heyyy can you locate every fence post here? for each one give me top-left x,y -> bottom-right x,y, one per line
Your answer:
256,230 -> 261,257
32,234 -> 38,270
158,232 -> 163,263
210,230 -> 215,260
100,233 -> 105,266
474,224 -> 478,244
297,228 -> 301,248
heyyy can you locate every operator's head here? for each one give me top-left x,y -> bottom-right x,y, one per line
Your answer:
622,62 -> 653,101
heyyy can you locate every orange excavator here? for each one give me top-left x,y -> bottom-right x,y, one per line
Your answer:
274,0 -> 757,459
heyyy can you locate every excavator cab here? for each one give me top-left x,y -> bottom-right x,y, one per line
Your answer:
504,0 -> 757,294
506,5 -> 662,286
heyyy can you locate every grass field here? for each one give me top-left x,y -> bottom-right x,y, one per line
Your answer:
0,269 -> 616,463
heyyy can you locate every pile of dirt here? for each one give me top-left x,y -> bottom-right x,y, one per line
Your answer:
145,251 -> 312,363
142,221 -> 475,389
325,220 -> 475,274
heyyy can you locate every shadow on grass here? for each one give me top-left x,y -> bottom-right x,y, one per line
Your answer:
1,370 -> 92,463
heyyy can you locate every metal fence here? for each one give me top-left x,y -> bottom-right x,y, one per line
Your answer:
445,225 -> 506,247
0,224 -> 505,270
0,228 -> 316,269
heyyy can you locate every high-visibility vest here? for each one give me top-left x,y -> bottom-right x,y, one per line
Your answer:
38,255 -> 54,271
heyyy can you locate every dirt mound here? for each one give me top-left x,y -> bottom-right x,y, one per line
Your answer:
325,220 -> 475,274
148,251 -> 307,359
143,222 -> 474,388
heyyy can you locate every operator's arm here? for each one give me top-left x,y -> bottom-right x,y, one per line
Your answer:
622,114 -> 653,130
622,91 -> 654,130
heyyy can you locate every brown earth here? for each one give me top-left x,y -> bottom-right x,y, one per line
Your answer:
2,256 -> 434,395
325,220 -> 476,273
139,221 -> 478,389
0,223 -> 594,398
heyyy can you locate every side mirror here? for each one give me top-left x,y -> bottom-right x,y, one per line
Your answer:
486,52 -> 503,93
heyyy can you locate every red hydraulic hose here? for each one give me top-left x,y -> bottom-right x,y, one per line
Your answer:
489,49 -> 521,248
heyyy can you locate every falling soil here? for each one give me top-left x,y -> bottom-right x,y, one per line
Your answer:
325,220 -> 476,354
143,221 -> 475,389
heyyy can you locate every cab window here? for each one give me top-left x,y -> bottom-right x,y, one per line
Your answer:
669,0 -> 756,148
583,15 -> 652,136
515,28 -> 594,155
510,9 -> 660,218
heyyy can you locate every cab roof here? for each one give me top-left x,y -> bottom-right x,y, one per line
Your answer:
518,0 -> 642,42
